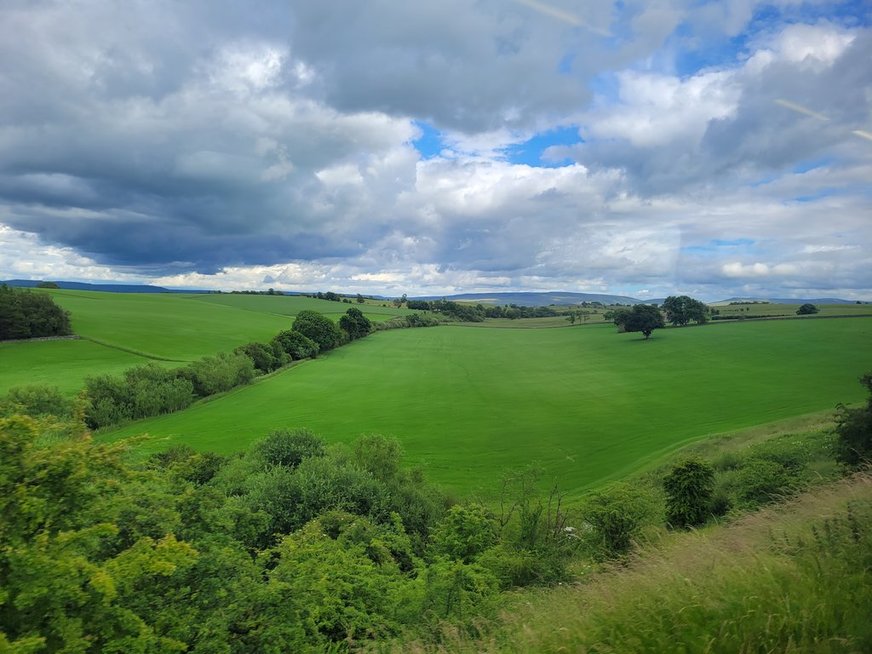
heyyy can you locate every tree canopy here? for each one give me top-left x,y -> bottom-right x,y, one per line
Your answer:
796,303 -> 819,315
662,295 -> 709,326
0,285 -> 72,340
339,306 -> 373,340
292,310 -> 343,351
614,304 -> 665,339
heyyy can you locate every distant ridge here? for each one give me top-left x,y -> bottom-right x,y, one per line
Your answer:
715,296 -> 862,305
0,279 -> 203,294
413,291 -> 642,306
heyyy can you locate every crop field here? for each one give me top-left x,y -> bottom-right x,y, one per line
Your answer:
103,317 -> 872,498
0,290 -> 414,394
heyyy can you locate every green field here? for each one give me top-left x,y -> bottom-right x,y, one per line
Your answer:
103,318 -> 872,498
0,290 -> 415,394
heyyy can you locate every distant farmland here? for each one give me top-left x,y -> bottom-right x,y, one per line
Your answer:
103,317 -> 872,498
0,290 -> 415,394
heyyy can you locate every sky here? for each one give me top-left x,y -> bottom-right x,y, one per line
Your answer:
0,0 -> 870,301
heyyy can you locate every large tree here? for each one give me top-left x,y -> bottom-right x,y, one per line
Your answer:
615,304 -> 665,339
292,310 -> 343,351
339,306 -> 373,340
662,295 -> 709,326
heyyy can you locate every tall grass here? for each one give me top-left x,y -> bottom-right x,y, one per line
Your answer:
388,473 -> 872,653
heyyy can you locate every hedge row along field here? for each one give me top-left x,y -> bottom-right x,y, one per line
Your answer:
104,317 -> 872,498
0,290 -> 418,394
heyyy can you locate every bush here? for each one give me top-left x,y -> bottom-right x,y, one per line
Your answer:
583,482 -> 653,557
254,428 -> 326,469
834,373 -> 872,468
0,385 -> 75,418
234,341 -> 283,373
84,364 -> 194,429
663,459 -> 715,528
796,303 -> 819,315
178,352 -> 256,398
292,310 -> 343,351
430,504 -> 497,563
271,329 -> 319,360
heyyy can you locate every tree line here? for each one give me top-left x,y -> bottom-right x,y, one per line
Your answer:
406,299 -> 562,322
0,284 -> 72,341
81,307 -> 375,429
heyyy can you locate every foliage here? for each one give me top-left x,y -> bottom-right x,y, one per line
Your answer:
271,328 -> 320,360
0,285 -> 72,341
662,295 -> 710,326
292,310 -> 343,351
663,459 -> 716,528
339,306 -> 373,340
431,504 -> 498,563
234,341 -> 285,373
797,303 -> 820,315
178,352 -> 256,397
583,482 -> 654,557
254,428 -> 326,468
834,372 -> 872,468
613,303 -> 665,339
375,313 -> 441,330
0,385 -> 75,419
84,364 -> 194,429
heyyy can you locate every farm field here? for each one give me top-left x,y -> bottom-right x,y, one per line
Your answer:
0,290 -> 415,394
103,317 -> 872,498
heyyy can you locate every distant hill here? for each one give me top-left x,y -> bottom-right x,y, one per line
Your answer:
414,291 -> 642,306
1,279 -> 209,294
715,297 -> 862,305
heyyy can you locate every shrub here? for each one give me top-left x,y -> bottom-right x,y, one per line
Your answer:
178,352 -> 256,398
834,372 -> 872,468
254,428 -> 326,469
0,385 -> 74,418
234,342 -> 282,373
339,306 -> 373,340
663,459 -> 715,528
271,329 -> 319,360
0,284 -> 72,340
796,303 -> 819,315
583,482 -> 653,557
430,504 -> 497,563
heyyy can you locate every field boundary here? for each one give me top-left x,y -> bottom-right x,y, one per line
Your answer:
79,336 -> 189,362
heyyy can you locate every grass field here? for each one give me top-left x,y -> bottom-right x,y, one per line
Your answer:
0,290 -> 415,394
103,317 -> 872,498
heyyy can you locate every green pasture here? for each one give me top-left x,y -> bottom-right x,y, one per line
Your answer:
0,338 -> 152,395
710,302 -> 872,319
103,318 -> 872,498
0,290 -> 415,394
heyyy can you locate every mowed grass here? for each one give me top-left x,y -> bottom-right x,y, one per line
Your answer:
103,318 -> 872,497
1,290 -> 416,394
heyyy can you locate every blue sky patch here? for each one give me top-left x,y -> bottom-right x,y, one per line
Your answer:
411,121 -> 445,159
504,126 -> 582,167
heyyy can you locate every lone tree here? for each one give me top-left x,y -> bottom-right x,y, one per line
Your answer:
834,372 -> 872,468
615,304 -> 665,339
662,295 -> 709,326
796,303 -> 819,315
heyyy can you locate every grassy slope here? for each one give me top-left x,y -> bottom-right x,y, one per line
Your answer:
392,472 -> 872,653
103,318 -> 872,497
0,290 -> 415,394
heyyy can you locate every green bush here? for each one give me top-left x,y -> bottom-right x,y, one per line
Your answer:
271,329 -> 320,360
0,284 -> 72,340
0,385 -> 74,418
583,482 -> 654,557
339,306 -> 373,340
292,310 -> 343,351
663,459 -> 715,528
254,428 -> 326,469
834,373 -> 872,468
234,341 -> 283,373
178,352 -> 256,398
430,504 -> 497,563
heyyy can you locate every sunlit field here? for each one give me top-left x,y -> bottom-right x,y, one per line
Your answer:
104,317 -> 872,497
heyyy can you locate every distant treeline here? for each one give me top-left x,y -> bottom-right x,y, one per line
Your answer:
0,284 -> 72,341
407,299 -> 562,321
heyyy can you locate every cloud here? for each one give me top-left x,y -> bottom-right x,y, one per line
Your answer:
0,1 -> 870,300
